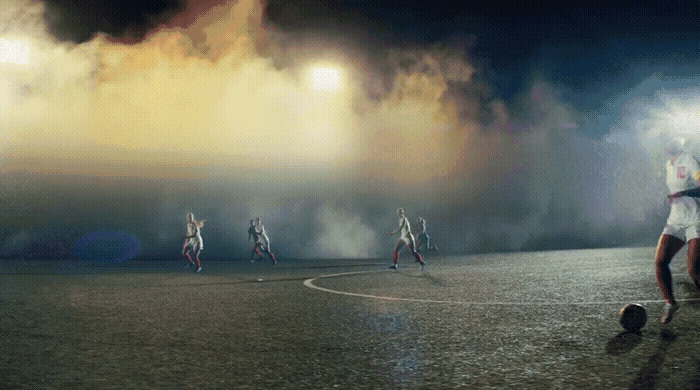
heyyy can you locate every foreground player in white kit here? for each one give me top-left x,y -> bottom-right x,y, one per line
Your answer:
415,217 -> 438,253
182,213 -> 205,272
248,218 -> 277,264
655,138 -> 700,323
386,208 -> 424,270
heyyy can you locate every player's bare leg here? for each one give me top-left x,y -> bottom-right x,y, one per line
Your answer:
655,234 -> 685,323
415,235 -> 424,253
182,243 -> 195,267
390,241 -> 404,269
194,248 -> 202,272
253,245 -> 264,261
409,243 -> 425,269
184,252 -> 195,269
686,238 -> 700,290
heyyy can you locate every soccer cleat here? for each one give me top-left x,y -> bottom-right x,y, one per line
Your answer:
661,302 -> 680,324
419,261 -> 425,270
389,264 -> 398,270
196,267 -> 202,273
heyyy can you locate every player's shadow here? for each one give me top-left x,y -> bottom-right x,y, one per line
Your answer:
605,331 -> 643,356
629,329 -> 678,390
398,271 -> 444,286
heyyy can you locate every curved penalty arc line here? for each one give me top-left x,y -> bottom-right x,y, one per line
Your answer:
303,270 -> 700,306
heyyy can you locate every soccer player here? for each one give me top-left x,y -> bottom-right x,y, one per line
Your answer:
249,218 -> 277,264
414,217 -> 438,253
386,208 -> 424,270
182,213 -> 205,272
655,138 -> 700,323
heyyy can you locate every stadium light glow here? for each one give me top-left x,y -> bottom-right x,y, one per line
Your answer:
0,38 -> 30,65
309,65 -> 343,91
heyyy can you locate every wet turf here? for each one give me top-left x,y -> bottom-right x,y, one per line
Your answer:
2,247 -> 700,388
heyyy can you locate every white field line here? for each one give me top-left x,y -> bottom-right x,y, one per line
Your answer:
303,270 -> 700,306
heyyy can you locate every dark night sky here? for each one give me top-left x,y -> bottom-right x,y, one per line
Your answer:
266,0 -> 700,119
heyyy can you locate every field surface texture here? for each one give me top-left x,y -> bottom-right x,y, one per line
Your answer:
2,247 -> 700,389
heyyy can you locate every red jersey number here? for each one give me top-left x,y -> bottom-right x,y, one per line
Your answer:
678,166 -> 686,179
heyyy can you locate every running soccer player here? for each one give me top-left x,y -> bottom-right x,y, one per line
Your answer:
182,213 -> 205,272
415,217 -> 438,253
655,138 -> 700,323
386,208 -> 424,270
248,218 -> 277,265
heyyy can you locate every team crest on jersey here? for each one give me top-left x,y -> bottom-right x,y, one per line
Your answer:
678,166 -> 686,179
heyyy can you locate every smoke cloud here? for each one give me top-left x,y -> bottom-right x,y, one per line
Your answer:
0,0 -> 684,260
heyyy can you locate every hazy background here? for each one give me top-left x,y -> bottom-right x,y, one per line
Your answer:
1,0 -> 700,260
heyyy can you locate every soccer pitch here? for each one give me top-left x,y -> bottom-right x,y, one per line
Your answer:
2,247 -> 700,389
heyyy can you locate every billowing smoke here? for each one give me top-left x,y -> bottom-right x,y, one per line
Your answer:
0,0 -> 683,260
313,204 -> 379,259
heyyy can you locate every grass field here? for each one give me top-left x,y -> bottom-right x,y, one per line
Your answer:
2,247 -> 700,389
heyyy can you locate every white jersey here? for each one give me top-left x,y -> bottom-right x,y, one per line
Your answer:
248,225 -> 260,243
666,152 -> 700,228
251,224 -> 270,251
416,219 -> 427,235
185,222 -> 203,250
397,216 -> 415,244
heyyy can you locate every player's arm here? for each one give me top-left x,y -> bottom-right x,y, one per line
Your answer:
387,218 -> 404,236
669,188 -> 700,198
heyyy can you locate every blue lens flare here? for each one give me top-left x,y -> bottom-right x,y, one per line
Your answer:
72,231 -> 140,263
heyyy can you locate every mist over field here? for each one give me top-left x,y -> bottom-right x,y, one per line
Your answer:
1,0 -> 698,260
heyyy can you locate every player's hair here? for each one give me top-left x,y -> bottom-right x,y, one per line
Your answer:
397,208 -> 404,216
666,137 -> 687,156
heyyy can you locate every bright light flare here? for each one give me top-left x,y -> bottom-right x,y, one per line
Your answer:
0,38 -> 30,65
309,66 -> 343,91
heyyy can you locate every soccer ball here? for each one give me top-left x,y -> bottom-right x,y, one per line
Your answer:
619,303 -> 647,332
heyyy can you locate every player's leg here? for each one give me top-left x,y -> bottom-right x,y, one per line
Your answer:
415,235 -> 424,253
194,247 -> 202,272
429,238 -> 438,251
262,246 -> 277,264
686,237 -> 700,290
253,244 -> 264,260
183,243 -> 195,264
408,240 -> 424,266
391,241 -> 404,269
655,233 -> 685,323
